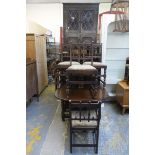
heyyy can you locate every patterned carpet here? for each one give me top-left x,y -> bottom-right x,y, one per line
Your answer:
64,103 -> 129,155
26,85 -> 129,155
26,85 -> 58,155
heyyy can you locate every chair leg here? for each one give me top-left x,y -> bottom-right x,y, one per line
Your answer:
95,129 -> 99,154
37,94 -> 39,102
122,107 -> 126,115
61,111 -> 65,121
70,129 -> 72,153
61,102 -> 64,121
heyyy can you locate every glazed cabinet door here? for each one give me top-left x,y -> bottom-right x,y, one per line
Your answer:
80,8 -> 98,43
63,3 -> 99,44
64,7 -> 80,43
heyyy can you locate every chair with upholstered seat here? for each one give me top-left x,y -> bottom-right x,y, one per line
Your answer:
82,43 -> 107,87
55,61 -> 81,89
83,62 -> 107,87
65,64 -> 99,98
69,100 -> 101,153
55,43 -> 81,89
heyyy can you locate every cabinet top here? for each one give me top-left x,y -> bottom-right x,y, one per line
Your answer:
118,80 -> 129,89
26,33 -> 34,36
26,33 -> 45,36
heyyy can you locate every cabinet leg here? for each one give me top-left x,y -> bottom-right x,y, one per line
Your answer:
122,108 -> 126,115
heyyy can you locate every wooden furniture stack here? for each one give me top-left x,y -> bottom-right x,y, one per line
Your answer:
55,60 -> 107,153
26,33 -> 48,95
55,3 -> 107,152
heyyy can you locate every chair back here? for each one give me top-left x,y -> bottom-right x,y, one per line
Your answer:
69,100 -> 101,128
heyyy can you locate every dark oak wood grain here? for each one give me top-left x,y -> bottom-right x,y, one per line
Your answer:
55,84 -> 108,101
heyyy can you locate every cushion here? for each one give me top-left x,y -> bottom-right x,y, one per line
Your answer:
62,51 -> 69,54
67,64 -> 96,71
83,61 -> 105,67
57,61 -> 80,66
72,120 -> 97,127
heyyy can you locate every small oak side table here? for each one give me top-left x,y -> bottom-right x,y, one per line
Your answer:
116,80 -> 129,114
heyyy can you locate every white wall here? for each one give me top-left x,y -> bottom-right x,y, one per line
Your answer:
99,3 -> 111,13
26,3 -> 111,43
106,22 -> 129,84
26,3 -> 63,42
26,20 -> 49,34
100,12 -> 129,85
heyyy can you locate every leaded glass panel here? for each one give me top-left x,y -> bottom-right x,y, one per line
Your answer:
67,10 -> 79,31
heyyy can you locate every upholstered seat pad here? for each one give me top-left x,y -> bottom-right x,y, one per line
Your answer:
66,64 -> 97,75
67,64 -> 96,70
72,120 -> 97,127
83,61 -> 105,67
57,61 -> 80,66
62,51 -> 69,54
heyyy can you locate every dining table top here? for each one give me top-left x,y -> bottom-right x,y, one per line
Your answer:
55,84 -> 108,102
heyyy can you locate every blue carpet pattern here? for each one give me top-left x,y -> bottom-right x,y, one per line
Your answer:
26,85 -> 58,155
26,85 -> 129,155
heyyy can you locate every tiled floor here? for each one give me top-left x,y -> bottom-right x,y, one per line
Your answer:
26,85 -> 129,155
